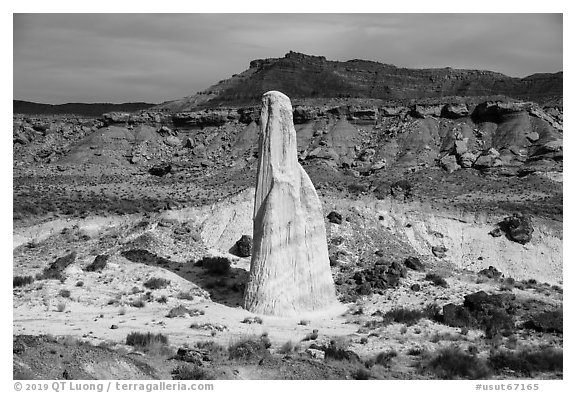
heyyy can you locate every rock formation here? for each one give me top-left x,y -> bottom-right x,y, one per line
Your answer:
243,91 -> 338,316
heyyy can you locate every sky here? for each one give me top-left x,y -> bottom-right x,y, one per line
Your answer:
13,13 -> 563,104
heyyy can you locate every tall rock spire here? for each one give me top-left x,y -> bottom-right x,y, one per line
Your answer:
243,91 -> 338,316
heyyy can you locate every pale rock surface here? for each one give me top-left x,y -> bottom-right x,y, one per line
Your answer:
244,91 -> 338,316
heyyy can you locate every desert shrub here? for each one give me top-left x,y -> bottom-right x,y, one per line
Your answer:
228,336 -> 269,361
298,319 -> 310,326
75,281 -> 84,287
126,332 -> 168,348
197,256 -> 231,275
322,337 -> 361,363
366,350 -> 397,368
242,316 -> 263,324
302,329 -> 319,341
425,273 -> 448,288
383,307 -> 424,326
157,295 -> 168,303
353,368 -> 372,380
195,341 -> 227,361
177,291 -> 195,301
489,347 -> 562,375
278,340 -> 299,354
408,347 -> 423,356
171,364 -> 213,380
130,298 -> 146,308
423,346 -> 491,379
143,277 -> 171,290
523,310 -> 563,333
13,275 -> 34,287
59,289 -> 71,298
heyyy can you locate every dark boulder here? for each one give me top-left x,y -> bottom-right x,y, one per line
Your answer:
478,266 -> 502,280
499,213 -> 533,244
327,211 -> 343,224
404,256 -> 425,271
85,255 -> 109,272
234,235 -> 252,257
149,163 -> 172,177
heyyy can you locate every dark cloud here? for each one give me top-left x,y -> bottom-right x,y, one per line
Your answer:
13,13 -> 562,104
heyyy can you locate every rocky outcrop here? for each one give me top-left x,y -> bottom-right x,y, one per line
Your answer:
243,91 -> 338,316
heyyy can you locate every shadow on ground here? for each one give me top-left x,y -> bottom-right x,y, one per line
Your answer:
120,249 -> 249,308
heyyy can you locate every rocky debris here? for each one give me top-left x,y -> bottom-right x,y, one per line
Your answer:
489,227 -> 504,237
305,348 -> 325,360
157,126 -> 177,137
497,213 -> 534,244
244,91 -> 338,316
327,211 -> 343,225
441,103 -> 469,119
404,256 -> 425,271
234,235 -> 252,257
389,180 -> 412,201
474,148 -> 502,169
478,266 -> 503,280
353,260 -> 407,295
431,246 -> 447,258
84,255 -> 109,272
148,163 -> 172,177
167,306 -> 205,318
110,325 -> 119,330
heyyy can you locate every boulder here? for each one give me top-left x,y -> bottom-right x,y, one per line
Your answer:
404,256 -> 425,271
458,152 -> 478,168
441,103 -> 469,119
243,91 -> 338,316
164,136 -> 181,147
327,211 -> 343,224
499,213 -> 533,244
235,235 -> 252,257
149,163 -> 172,177
439,154 -> 460,173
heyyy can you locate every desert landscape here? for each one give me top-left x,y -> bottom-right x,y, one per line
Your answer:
13,15 -> 563,381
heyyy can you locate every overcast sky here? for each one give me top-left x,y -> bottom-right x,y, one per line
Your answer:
13,13 -> 563,104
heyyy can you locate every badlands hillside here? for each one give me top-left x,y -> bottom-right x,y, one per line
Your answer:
13,52 -> 562,380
